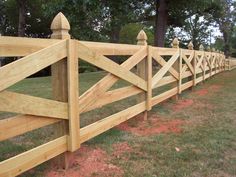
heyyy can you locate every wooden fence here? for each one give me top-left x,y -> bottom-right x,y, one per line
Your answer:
226,58 -> 236,70
0,12 -> 232,176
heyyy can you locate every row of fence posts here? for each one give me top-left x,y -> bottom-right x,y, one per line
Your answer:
48,12 -> 225,169
135,29 -> 224,121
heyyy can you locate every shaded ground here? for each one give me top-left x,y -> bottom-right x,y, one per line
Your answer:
41,70 -> 236,177
2,70 -> 236,177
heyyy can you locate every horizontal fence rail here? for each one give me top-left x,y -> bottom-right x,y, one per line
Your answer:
0,12 -> 235,176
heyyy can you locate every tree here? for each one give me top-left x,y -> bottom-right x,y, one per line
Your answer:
0,0 -> 52,37
209,0 -> 236,57
100,0 -> 145,43
119,23 -> 154,45
16,0 -> 26,37
142,0 -> 216,47
179,15 -> 213,49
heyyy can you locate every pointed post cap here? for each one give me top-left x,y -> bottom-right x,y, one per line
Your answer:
137,30 -> 148,45
172,37 -> 179,48
188,41 -> 194,50
50,12 -> 70,39
199,44 -> 204,51
206,46 -> 211,52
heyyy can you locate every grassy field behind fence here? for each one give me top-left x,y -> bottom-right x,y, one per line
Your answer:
0,69 -> 235,176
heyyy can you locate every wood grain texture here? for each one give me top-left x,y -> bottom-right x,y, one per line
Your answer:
0,115 -> 60,141
80,41 -> 142,55
77,42 -> 147,91
152,51 -> 179,88
80,102 -> 146,143
0,40 -> 67,92
0,136 -> 67,177
82,86 -> 143,113
67,40 -> 80,151
0,91 -> 68,119
0,36 -> 60,57
78,46 -> 147,113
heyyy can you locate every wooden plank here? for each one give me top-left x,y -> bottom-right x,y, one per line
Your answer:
203,53 -> 206,81
182,71 -> 192,78
152,47 -> 178,56
181,49 -> 194,55
78,46 -> 147,113
152,87 -> 178,106
77,42 -> 147,91
179,49 -> 183,94
80,102 -> 146,143
152,51 -> 179,88
152,50 -> 179,80
181,50 -> 194,73
0,91 -> 68,119
154,75 -> 177,88
193,51 -> 197,86
152,80 -> 194,107
136,48 -> 147,120
0,115 -> 60,141
196,77 -> 203,84
80,41 -> 142,56
195,53 -> 204,70
0,36 -> 60,57
182,54 -> 194,74
181,81 -> 194,91
0,40 -> 67,92
82,86 -> 143,113
67,40 -> 80,151
147,46 -> 152,111
154,69 -> 196,90
50,13 -> 71,169
0,136 -> 67,177
77,43 -> 147,91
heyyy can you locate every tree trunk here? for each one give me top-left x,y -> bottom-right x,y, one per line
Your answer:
223,31 -> 230,58
17,0 -> 26,37
154,0 -> 168,47
110,28 -> 120,43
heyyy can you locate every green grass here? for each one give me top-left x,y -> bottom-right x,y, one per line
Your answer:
1,70 -> 236,177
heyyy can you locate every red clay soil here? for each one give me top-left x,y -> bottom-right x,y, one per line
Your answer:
194,84 -> 221,96
172,99 -> 194,112
195,89 -> 208,96
46,145 -> 123,177
112,142 -> 133,160
117,115 -> 185,136
209,84 -> 221,90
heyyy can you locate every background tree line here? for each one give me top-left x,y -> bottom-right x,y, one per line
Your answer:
0,0 -> 235,72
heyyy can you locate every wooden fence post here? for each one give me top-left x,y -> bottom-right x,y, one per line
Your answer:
206,47 -> 211,78
50,12 -> 72,169
172,37 -> 180,99
199,44 -> 204,84
67,39 -> 80,152
186,40 -> 194,90
212,48 -> 216,75
179,47 -> 183,94
220,51 -> 224,71
137,30 -> 149,120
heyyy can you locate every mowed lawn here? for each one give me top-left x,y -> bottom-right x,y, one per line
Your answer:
1,69 -> 236,177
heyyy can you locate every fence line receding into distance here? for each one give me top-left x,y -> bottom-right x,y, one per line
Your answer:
0,12 -> 235,176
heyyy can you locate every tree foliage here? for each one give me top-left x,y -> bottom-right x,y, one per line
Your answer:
0,0 -> 235,57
